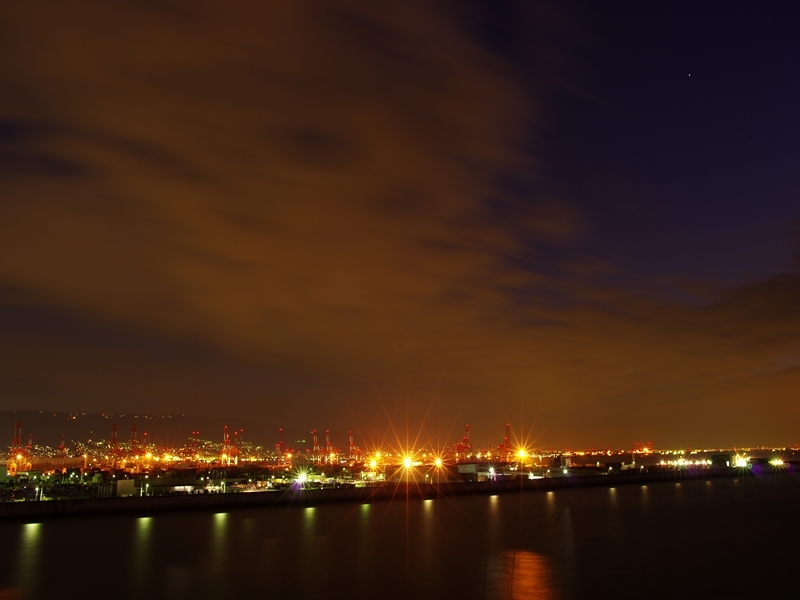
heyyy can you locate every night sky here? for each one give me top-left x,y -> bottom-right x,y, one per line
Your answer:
1,2 -> 798,449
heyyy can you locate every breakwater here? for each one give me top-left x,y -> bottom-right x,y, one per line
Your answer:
0,467 -> 758,520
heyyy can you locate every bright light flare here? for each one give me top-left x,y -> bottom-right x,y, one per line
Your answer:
434,458 -> 443,468
733,455 -> 749,468
769,458 -> 785,467
403,456 -> 412,469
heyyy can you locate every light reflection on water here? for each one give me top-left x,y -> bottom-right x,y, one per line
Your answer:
486,494 -> 501,553
488,494 -> 499,519
132,516 -> 151,590
17,522 -> 41,595
205,512 -> 228,595
484,493 -> 554,599
487,550 -> 554,600
545,490 -> 555,516
302,505 -> 317,562
356,503 -> 372,587
419,498 -> 436,568
558,505 -> 577,595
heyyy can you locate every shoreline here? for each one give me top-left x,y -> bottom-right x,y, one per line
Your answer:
0,467 -> 783,521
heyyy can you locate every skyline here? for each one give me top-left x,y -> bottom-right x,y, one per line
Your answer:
6,410 -> 796,470
2,2 -> 799,449
2,397 -> 797,457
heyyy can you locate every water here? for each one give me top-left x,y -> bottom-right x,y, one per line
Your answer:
2,473 -> 798,599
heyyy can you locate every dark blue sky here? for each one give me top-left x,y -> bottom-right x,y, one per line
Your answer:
547,3 -> 800,286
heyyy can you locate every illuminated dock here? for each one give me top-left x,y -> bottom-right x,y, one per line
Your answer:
2,467 -> 793,520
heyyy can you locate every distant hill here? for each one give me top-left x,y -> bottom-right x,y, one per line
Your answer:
0,410 -> 279,449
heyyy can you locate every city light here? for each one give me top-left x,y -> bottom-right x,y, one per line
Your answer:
6,415 -> 798,501
733,455 -> 749,468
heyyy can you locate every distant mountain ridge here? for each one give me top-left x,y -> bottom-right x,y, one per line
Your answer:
0,410 -> 279,449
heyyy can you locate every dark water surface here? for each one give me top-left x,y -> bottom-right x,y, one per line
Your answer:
2,473 -> 799,599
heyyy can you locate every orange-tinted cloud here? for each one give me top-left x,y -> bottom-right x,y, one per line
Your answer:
1,2 -> 798,448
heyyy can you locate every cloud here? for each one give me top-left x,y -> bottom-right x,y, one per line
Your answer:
0,2 -> 798,447
0,2 -> 562,360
